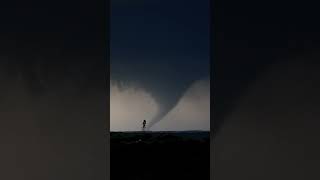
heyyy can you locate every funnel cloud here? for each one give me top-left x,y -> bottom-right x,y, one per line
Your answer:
111,0 -> 210,130
111,79 -> 210,131
0,1 -> 107,179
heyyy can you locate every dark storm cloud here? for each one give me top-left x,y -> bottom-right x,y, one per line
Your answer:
214,53 -> 320,180
0,0 -> 106,179
111,0 -> 210,128
213,0 -> 320,133
0,0 -> 106,93
214,0 -> 320,179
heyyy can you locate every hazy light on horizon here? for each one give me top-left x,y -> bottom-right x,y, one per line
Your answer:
110,79 -> 210,131
110,82 -> 159,131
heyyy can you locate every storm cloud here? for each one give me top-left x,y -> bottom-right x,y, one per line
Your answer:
214,55 -> 320,180
110,79 -> 210,131
0,1 -> 107,179
111,0 -> 210,130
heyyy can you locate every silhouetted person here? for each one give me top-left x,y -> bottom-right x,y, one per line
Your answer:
142,120 -> 146,131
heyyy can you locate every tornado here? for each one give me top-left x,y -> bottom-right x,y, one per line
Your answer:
111,58 -> 210,130
110,0 -> 210,130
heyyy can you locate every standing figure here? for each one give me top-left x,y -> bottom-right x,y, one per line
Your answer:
142,120 -> 146,131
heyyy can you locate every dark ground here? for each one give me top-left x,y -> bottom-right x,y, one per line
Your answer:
111,131 -> 210,180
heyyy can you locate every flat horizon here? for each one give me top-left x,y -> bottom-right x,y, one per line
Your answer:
110,130 -> 210,133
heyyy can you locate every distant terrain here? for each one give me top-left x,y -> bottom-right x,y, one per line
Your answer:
111,131 -> 210,180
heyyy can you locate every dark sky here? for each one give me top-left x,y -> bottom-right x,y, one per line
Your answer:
111,0 -> 210,129
213,0 -> 320,133
111,0 -> 209,58
213,0 -> 320,179
0,0 -> 107,179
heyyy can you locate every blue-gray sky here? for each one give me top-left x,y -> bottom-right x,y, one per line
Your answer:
213,0 -> 320,179
0,1 -> 106,179
110,0 -> 210,131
